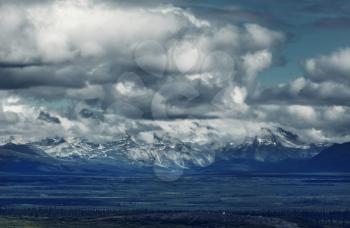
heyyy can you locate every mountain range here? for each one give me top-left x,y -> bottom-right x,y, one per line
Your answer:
0,127 -> 349,175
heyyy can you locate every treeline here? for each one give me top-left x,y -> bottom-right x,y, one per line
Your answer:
0,207 -> 182,218
0,207 -> 126,218
1,207 -> 350,226
238,209 -> 350,226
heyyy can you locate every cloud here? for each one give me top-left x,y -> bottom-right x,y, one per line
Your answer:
256,78 -> 350,106
0,0 -> 209,88
242,49 -> 272,91
37,111 -> 61,124
0,0 -> 284,113
256,48 -> 350,106
0,0 -> 284,110
305,48 -> 350,85
244,24 -> 285,49
248,48 -> 350,142
1,0 -> 349,145
254,104 -> 350,142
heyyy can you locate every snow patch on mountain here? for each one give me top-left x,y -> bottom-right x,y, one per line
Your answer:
0,126 -> 326,168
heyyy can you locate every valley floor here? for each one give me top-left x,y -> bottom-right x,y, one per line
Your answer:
0,210 -> 349,228
1,173 -> 350,227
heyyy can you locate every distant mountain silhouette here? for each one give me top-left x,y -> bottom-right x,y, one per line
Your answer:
307,142 -> 350,172
1,141 -> 350,175
0,143 -> 149,175
199,142 -> 350,173
0,143 -> 63,174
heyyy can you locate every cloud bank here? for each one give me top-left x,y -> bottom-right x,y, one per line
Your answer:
0,0 -> 349,145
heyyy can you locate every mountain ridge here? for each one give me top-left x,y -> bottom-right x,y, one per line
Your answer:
0,127 -> 340,174
25,127 -> 324,166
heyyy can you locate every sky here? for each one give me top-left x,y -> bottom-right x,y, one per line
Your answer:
1,0 -> 350,145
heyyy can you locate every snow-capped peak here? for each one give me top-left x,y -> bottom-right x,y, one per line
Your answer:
0,135 -> 30,146
1,127 -> 325,167
253,127 -> 310,149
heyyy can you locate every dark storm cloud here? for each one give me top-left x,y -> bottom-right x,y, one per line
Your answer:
0,61 -> 46,68
0,65 -> 87,89
37,111 -> 61,124
253,79 -> 350,106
